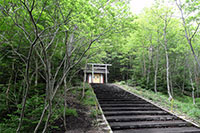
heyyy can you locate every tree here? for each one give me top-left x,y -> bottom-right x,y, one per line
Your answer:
175,0 -> 200,69
0,0 -> 130,132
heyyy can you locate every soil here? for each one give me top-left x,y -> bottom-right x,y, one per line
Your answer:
50,91 -> 105,133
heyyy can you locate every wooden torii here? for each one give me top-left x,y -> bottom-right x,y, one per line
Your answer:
84,63 -> 112,83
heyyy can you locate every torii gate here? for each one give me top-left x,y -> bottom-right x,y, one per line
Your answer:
84,63 -> 112,83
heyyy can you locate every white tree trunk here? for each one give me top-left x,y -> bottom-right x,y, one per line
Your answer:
154,46 -> 159,93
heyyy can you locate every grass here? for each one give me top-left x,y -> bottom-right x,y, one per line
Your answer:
78,83 -> 100,118
116,82 -> 200,125
82,87 -> 97,106
65,83 -> 101,119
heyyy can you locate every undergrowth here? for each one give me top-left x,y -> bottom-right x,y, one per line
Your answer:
0,83 -> 100,132
80,84 -> 101,117
116,82 -> 200,125
65,108 -> 78,117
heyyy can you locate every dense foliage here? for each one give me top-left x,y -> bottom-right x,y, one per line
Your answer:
94,0 -> 200,100
89,0 -> 200,121
1,0 -> 200,132
0,0 -> 130,132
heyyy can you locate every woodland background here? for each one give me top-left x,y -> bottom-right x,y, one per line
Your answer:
0,0 -> 200,132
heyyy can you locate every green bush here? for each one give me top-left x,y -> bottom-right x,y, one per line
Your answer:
65,108 -> 78,117
0,93 -> 46,132
118,81 -> 126,85
126,79 -> 136,86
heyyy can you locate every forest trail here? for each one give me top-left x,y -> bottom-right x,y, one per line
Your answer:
92,84 -> 200,133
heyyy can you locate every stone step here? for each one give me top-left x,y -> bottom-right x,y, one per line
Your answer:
110,120 -> 191,130
113,127 -> 200,133
102,107 -> 161,111
106,115 -> 179,122
100,104 -> 155,107
104,111 -> 169,116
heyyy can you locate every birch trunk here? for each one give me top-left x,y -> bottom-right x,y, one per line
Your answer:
190,73 -> 196,104
147,46 -> 153,86
189,68 -> 196,104
176,0 -> 200,70
164,44 -> 172,100
142,42 -> 146,77
154,46 -> 159,93
163,16 -> 173,100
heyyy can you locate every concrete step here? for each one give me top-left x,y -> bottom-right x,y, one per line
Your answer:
113,127 -> 200,133
100,104 -> 155,107
98,99 -> 142,101
106,115 -> 179,122
104,111 -> 169,116
102,107 -> 162,111
99,101 -> 149,104
91,83 -> 200,133
110,120 -> 191,130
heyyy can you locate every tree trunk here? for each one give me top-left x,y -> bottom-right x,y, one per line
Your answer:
176,0 -> 200,70
82,57 -> 89,99
35,57 -> 38,86
142,42 -> 146,77
164,44 -> 172,100
147,45 -> 153,86
170,73 -> 173,97
190,75 -> 196,105
154,46 -> 159,93
182,65 -> 186,94
189,67 -> 196,104
194,61 -> 199,98
63,77 -> 67,131
163,17 -> 173,100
